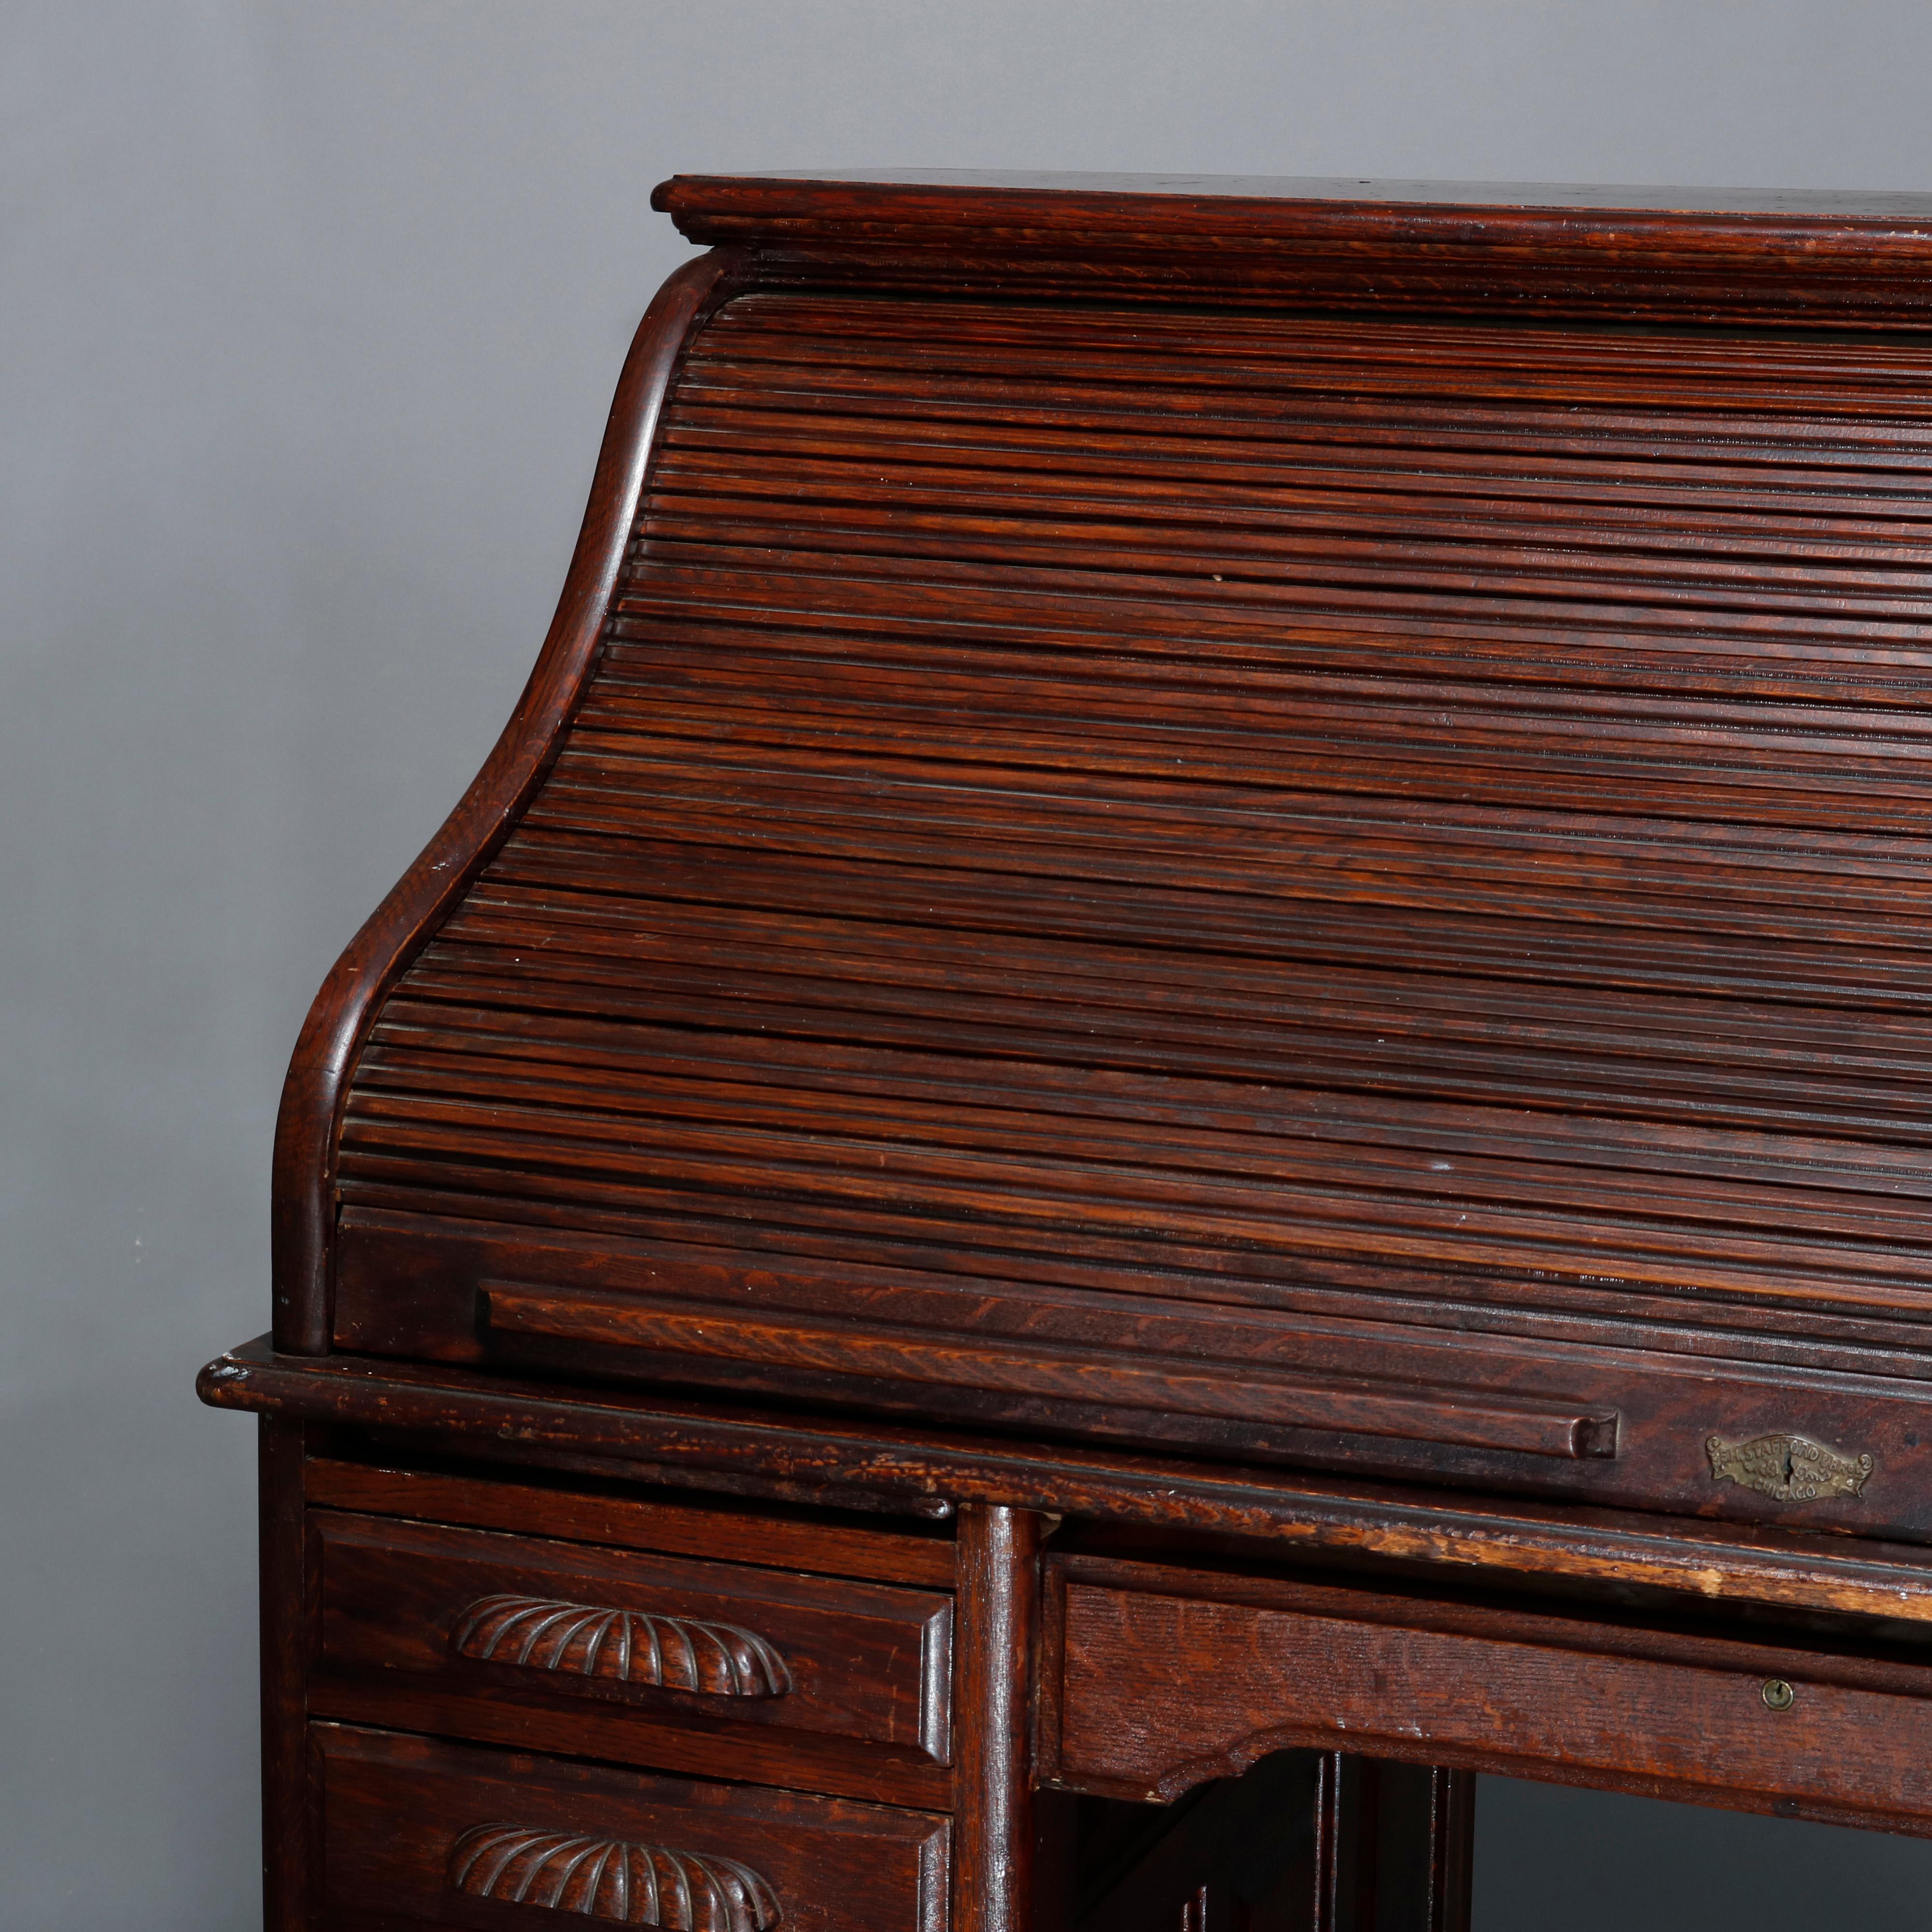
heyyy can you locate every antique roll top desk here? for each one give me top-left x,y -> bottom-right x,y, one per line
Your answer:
202,172 -> 1932,1931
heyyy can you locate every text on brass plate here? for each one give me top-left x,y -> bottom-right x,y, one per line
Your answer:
1705,1432 -> 1873,1503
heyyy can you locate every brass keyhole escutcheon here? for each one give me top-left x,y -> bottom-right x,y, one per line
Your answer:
1762,1678 -> 1796,1712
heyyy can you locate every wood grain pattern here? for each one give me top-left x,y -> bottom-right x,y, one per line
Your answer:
952,1507 -> 1042,1932
481,1281 -> 1619,1460
210,172 -> 1932,1932
309,1675 -> 955,1814
313,1510 -> 952,1760
269,245 -> 745,1353
302,1455 -> 956,1588
258,1421 -> 311,1932
450,1594 -> 791,1697
315,1724 -> 950,1932
1045,1553 -> 1932,1835
293,249 -> 1932,1530
652,173 -> 1932,325
448,1820 -> 781,1929
203,1340 -> 1932,1626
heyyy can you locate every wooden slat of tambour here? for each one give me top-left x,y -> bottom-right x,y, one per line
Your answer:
425,895 -> 1932,1068
543,731 -> 1932,861
351,1022 -> 1932,1190
563,712 -> 1932,832
668,372 -> 1932,472
489,830 -> 1932,1009
641,452 -> 1932,574
613,561 -> 1932,668
663,404 -> 1932,517
384,943 -> 1932,1134
685,322 -> 1932,425
517,790 -> 1932,938
702,294 -> 1932,385
661,417 -> 1932,529
351,1031 -> 1921,1208
662,409 -> 1932,509
390,944 -> 1932,1123
337,1154 -> 1932,1322
344,1059 -> 1932,1258
595,623 -> 1932,701
635,508 -> 1932,618
337,1183 -> 1932,1380
680,336 -> 1932,443
336,1117 -> 1932,1311
524,781 -> 1932,912
371,979 -> 1932,1157
386,946 -> 1932,1136
643,465 -> 1932,571
414,921 -> 1932,1113
625,542 -> 1932,651
338,287 -> 1932,1382
612,551 -> 1932,663
581,674 -> 1932,777
361,1007 -> 1932,1193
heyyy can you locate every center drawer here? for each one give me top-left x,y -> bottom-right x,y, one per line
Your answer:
1041,1552 -> 1932,1835
314,1723 -> 949,1932
313,1510 -> 952,1762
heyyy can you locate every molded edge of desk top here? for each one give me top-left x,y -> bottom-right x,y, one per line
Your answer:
652,170 -> 1932,248
200,1336 -> 1932,1633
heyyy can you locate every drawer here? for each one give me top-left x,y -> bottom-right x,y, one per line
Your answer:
313,1511 -> 952,1762
313,1723 -> 948,1931
1044,1556 -> 1932,1834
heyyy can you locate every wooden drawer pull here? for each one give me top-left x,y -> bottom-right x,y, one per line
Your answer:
452,1594 -> 791,1697
449,1822 -> 781,1928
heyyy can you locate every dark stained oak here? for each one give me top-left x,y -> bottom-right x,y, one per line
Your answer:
313,1724 -> 950,1932
478,1278 -> 1620,1460
1043,1552 -> 1932,1835
307,1675 -> 954,1816
303,1455 -> 957,1588
653,173 -> 1932,325
203,172 -> 1932,1932
312,1508 -> 952,1759
202,1342 -> 1932,1631
259,1421 -> 311,1932
952,1507 -> 1042,1932
284,205 -> 1932,1540
270,246 -> 746,1353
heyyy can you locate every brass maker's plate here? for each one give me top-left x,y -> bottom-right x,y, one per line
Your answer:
1706,1432 -> 1874,1504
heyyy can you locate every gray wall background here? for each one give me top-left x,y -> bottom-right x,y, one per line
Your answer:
11,3 -> 1932,1925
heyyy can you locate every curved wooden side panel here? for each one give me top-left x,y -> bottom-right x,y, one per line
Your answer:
447,1821 -> 782,1928
269,246 -> 746,1352
451,1593 -> 792,1697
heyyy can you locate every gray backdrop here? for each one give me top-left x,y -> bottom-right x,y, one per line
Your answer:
11,3 -> 1932,1925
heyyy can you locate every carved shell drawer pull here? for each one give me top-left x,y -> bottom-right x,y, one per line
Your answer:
449,1822 -> 781,1929
451,1595 -> 791,1697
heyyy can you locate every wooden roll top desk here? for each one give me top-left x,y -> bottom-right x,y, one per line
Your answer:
201,171 -> 1932,1930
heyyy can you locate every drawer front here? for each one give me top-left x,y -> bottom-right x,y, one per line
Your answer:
314,1723 -> 948,1932
315,1512 -> 951,1761
1048,1562 -> 1932,1833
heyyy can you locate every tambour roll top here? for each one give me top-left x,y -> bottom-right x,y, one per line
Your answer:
278,174 -> 1932,1544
